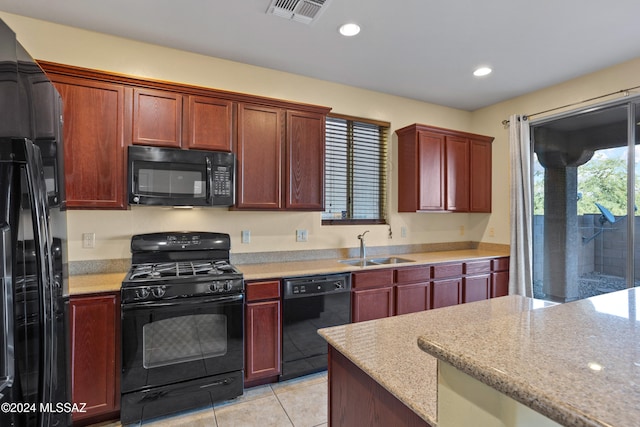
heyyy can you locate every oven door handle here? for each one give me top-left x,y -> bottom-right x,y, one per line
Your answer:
122,293 -> 244,311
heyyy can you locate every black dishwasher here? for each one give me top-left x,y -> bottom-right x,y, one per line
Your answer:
281,273 -> 351,381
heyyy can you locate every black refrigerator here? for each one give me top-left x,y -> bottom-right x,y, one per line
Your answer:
0,19 -> 71,427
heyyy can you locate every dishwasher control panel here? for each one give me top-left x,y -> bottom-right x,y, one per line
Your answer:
283,273 -> 351,298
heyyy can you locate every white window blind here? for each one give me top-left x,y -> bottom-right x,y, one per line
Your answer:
323,115 -> 389,224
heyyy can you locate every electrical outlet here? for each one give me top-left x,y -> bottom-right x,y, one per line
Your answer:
489,227 -> 495,237
82,232 -> 95,249
401,227 -> 407,238
241,230 -> 251,244
296,229 -> 308,242
459,225 -> 465,236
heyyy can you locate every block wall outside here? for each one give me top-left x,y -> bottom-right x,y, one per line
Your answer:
532,214 -> 638,282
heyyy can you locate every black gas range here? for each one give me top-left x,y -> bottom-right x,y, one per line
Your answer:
120,232 -> 244,425
121,233 -> 244,302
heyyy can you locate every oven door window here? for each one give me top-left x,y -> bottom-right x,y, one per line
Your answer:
143,314 -> 227,369
135,161 -> 207,199
121,295 -> 243,393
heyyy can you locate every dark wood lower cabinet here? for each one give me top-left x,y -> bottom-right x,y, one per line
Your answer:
245,280 -> 282,386
431,278 -> 462,309
69,293 -> 120,425
463,274 -> 491,303
396,282 -> 431,315
352,287 -> 394,322
328,346 -> 431,427
491,270 -> 509,298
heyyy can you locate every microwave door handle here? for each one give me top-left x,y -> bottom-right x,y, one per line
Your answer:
206,156 -> 213,204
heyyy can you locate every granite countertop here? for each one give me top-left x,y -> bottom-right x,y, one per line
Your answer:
318,295 -> 551,425
66,248 -> 509,295
68,272 -> 126,295
417,288 -> 640,427
238,248 -> 509,281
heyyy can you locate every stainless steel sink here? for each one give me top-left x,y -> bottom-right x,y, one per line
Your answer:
339,257 -> 415,267
368,257 -> 415,265
338,259 -> 381,267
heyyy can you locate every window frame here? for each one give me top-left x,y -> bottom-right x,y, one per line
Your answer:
322,113 -> 390,226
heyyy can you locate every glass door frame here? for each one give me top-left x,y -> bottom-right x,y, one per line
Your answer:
531,95 -> 640,292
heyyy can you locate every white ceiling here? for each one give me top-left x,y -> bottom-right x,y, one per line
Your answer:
1,0 -> 640,111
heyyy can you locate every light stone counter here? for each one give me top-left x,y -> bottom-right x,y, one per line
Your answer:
417,288 -> 640,427
318,295 -> 551,426
238,248 -> 509,281
68,272 -> 126,295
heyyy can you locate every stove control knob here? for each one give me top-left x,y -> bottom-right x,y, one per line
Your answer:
223,280 -> 233,291
152,286 -> 166,298
209,282 -> 221,292
136,287 -> 150,300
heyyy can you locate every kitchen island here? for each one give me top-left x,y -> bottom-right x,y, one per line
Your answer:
320,289 -> 640,427
318,295 -> 553,426
417,288 -> 640,427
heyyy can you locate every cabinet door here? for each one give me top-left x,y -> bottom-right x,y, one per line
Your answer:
352,287 -> 394,322
470,139 -> 492,212
463,274 -> 491,303
51,77 -> 126,209
69,294 -> 119,423
132,88 -> 182,148
418,131 -> 446,210
446,136 -> 469,212
185,95 -> 233,151
491,271 -> 509,298
245,299 -> 281,382
395,282 -> 430,315
236,103 -> 284,209
285,110 -> 325,210
431,278 -> 461,309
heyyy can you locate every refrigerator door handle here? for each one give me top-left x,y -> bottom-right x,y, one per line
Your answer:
0,224 -> 15,398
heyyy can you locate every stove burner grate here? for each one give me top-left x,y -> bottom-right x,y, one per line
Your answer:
129,260 -> 235,280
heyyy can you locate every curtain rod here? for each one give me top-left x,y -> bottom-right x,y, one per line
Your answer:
501,84 -> 640,126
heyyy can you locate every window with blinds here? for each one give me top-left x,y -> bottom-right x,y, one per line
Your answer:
323,114 -> 389,224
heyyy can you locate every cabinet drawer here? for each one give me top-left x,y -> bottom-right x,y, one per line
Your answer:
352,269 -> 394,289
492,257 -> 510,272
432,263 -> 463,279
464,260 -> 491,275
395,266 -> 431,284
246,280 -> 281,302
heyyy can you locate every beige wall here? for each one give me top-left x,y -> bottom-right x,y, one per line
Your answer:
2,12 -> 639,262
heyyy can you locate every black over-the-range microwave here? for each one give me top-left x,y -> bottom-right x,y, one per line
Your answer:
127,145 -> 235,207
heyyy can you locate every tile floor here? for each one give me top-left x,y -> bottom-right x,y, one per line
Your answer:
92,371 -> 328,427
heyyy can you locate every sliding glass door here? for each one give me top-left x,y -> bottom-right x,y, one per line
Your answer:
531,100 -> 639,302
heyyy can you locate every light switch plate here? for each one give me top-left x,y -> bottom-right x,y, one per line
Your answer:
241,230 -> 251,244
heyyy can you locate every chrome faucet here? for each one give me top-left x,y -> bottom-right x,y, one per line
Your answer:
357,230 -> 370,259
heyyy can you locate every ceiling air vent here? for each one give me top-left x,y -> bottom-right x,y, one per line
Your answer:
266,0 -> 331,24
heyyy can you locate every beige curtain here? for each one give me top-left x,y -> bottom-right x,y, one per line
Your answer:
508,114 -> 533,297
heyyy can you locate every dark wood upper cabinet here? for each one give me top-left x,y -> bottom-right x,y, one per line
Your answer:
185,95 -> 233,151
235,105 -> 329,210
396,123 -> 493,213
285,110 -> 325,210
236,103 -> 284,209
49,74 -> 126,209
132,87 -> 182,148
39,61 -> 330,210
445,135 -> 470,212
469,138 -> 492,212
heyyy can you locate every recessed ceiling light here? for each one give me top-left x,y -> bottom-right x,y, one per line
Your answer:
339,23 -> 360,37
473,67 -> 492,77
